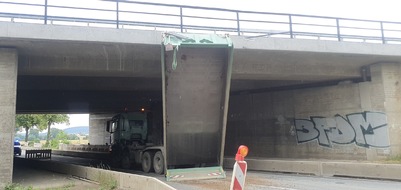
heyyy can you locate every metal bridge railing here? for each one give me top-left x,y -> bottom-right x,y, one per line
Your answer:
0,0 -> 400,44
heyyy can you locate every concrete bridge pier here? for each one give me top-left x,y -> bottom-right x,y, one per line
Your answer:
0,48 -> 17,187
370,62 -> 401,156
89,113 -> 115,145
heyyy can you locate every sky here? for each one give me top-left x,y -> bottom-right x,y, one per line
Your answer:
53,114 -> 89,129
130,0 -> 400,21
2,0 -> 400,22
1,0 -> 398,40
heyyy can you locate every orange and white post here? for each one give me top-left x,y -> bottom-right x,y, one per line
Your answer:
230,145 -> 249,190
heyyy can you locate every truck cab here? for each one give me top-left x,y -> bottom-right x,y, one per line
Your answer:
106,112 -> 165,174
107,112 -> 148,145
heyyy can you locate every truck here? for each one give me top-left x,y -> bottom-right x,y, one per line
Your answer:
106,33 -> 234,181
107,110 -> 165,174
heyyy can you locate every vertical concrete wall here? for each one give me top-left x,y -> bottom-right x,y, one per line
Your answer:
89,114 -> 114,145
226,63 -> 401,160
0,48 -> 17,187
371,63 -> 401,156
226,84 -> 367,160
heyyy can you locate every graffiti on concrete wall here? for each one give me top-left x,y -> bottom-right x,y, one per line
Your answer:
295,112 -> 389,148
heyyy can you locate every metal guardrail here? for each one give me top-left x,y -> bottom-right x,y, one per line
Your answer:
25,149 -> 52,159
0,0 -> 400,44
59,144 -> 109,152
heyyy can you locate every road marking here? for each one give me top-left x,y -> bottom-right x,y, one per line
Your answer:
207,172 -> 222,176
169,175 -> 184,179
268,186 -> 299,190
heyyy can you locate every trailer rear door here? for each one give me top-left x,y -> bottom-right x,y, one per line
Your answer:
161,33 -> 233,181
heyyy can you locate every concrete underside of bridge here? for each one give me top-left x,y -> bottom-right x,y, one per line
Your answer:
1,22 -> 401,185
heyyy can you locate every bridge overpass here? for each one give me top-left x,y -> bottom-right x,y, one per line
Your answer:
4,22 -> 400,113
1,0 -> 401,186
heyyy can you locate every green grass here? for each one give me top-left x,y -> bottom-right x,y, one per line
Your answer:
4,183 -> 34,190
5,182 -> 76,190
45,182 -> 75,190
383,155 -> 401,164
98,173 -> 118,190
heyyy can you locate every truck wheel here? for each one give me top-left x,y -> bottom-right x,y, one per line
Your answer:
121,153 -> 131,169
121,150 -> 131,169
111,145 -> 121,168
111,153 -> 121,168
153,151 -> 164,175
142,151 -> 154,173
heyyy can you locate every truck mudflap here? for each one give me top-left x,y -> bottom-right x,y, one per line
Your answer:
166,166 -> 226,181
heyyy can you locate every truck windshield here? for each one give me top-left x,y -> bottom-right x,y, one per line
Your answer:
129,120 -> 144,129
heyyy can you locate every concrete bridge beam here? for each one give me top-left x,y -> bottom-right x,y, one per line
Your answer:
0,48 -> 17,187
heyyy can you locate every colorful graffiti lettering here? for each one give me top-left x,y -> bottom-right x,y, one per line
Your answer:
294,112 -> 389,148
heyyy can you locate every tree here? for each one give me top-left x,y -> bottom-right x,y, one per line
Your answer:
67,134 -> 79,140
15,114 -> 46,142
28,128 -> 40,141
50,128 -> 63,140
43,114 -> 69,145
56,131 -> 69,142
47,130 -> 71,149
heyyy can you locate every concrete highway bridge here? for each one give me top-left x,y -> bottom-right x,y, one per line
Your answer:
0,0 -> 401,187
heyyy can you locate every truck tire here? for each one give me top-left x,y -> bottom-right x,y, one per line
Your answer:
111,145 -> 121,168
121,153 -> 131,169
142,151 -> 154,173
153,151 -> 164,175
111,153 -> 121,168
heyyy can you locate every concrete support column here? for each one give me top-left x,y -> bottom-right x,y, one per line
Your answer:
0,48 -> 18,187
370,63 -> 401,156
89,114 -> 114,145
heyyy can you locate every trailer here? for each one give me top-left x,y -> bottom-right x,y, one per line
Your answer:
107,33 -> 234,181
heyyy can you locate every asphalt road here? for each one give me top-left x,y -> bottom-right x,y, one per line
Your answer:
13,157 -> 100,189
168,171 -> 401,190
34,154 -> 401,190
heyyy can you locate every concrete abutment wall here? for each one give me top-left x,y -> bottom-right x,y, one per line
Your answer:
0,48 -> 17,187
225,62 -> 401,161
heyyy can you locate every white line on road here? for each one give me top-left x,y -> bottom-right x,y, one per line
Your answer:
268,186 -> 299,190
